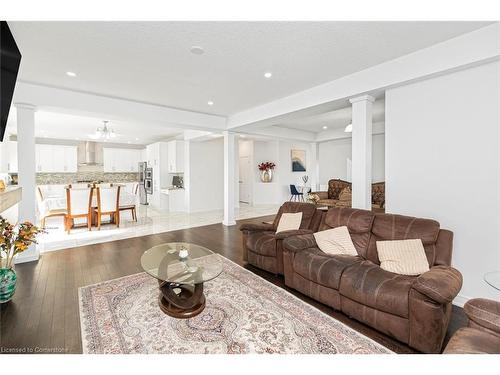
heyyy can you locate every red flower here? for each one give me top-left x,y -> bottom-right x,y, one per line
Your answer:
258,162 -> 276,171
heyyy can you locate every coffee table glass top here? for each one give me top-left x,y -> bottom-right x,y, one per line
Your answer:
484,271 -> 500,291
141,242 -> 223,285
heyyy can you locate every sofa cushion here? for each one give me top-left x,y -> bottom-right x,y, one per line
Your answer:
273,202 -> 317,231
339,261 -> 417,318
366,214 -> 440,265
314,226 -> 358,256
276,212 -> 302,233
320,208 -> 375,257
376,239 -> 430,276
246,231 -> 276,257
293,248 -> 362,290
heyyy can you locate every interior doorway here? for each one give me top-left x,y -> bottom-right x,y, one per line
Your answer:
239,156 -> 251,204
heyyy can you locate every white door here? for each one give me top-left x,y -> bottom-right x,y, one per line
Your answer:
239,156 -> 251,204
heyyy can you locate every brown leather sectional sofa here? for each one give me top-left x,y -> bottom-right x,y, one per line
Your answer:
240,202 -> 463,353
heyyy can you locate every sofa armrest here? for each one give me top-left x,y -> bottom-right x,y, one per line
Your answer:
239,222 -> 274,232
412,266 -> 463,304
311,191 -> 328,200
282,234 -> 317,253
275,229 -> 313,240
464,298 -> 500,335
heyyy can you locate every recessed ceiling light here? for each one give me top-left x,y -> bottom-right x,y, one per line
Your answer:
135,137 -> 139,141
190,46 -> 204,55
264,72 -> 272,78
207,101 -> 214,106
66,71 -> 77,77
127,141 -> 131,144
344,124 -> 353,133
322,126 -> 328,130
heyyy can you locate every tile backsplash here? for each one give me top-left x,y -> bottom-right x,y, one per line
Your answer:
36,172 -> 139,185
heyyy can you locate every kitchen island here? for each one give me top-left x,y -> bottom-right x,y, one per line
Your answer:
0,186 -> 22,223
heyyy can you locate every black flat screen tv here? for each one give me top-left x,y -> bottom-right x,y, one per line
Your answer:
0,21 -> 21,141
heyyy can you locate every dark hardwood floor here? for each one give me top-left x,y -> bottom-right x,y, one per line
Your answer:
0,215 -> 466,354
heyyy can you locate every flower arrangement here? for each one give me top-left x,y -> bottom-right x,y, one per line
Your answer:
0,216 -> 43,269
258,162 -> 276,171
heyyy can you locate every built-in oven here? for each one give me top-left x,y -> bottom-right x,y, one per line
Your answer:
144,167 -> 153,195
145,178 -> 153,194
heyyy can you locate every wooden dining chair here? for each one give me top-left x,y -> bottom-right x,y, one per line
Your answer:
37,187 -> 67,229
119,190 -> 137,222
68,183 -> 91,189
94,185 -> 121,230
65,187 -> 93,234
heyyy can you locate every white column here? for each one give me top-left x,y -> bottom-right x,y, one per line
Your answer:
349,95 -> 375,210
14,103 -> 39,264
223,131 -> 236,226
234,138 -> 240,208
183,140 -> 191,212
309,142 -> 320,191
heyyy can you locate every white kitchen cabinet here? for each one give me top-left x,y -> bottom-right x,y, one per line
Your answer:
35,144 -> 77,173
167,140 -> 184,173
103,147 -> 141,172
1,141 -> 18,173
64,146 -> 78,172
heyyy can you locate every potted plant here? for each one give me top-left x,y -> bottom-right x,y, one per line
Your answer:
0,216 -> 43,303
258,162 -> 276,183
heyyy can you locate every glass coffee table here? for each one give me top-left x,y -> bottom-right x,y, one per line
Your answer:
141,242 -> 223,318
484,271 -> 500,291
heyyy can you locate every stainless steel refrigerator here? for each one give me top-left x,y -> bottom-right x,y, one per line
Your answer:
138,162 -> 152,205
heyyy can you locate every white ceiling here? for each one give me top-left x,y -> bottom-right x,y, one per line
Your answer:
9,21 -> 490,117
5,110 -> 181,145
275,99 -> 385,133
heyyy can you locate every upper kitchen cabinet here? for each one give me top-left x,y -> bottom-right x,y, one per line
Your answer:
167,140 -> 184,173
103,147 -> 141,172
36,144 -> 78,173
0,141 -> 18,173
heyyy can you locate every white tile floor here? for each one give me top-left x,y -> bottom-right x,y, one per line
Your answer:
38,203 -> 280,252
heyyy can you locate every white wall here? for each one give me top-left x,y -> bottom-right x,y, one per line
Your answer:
385,61 -> 500,304
276,141 -> 312,201
318,133 -> 385,184
188,138 -> 224,212
244,139 -> 313,204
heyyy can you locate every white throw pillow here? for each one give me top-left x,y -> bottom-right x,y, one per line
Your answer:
313,226 -> 358,256
276,212 -> 303,233
376,239 -> 430,276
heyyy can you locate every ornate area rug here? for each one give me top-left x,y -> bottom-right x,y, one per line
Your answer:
79,255 -> 391,354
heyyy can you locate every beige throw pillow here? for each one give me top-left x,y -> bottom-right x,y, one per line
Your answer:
313,226 -> 358,256
376,239 -> 430,276
276,212 -> 303,233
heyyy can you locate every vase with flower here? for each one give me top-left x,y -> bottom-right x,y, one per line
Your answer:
0,216 -> 43,303
258,162 -> 276,183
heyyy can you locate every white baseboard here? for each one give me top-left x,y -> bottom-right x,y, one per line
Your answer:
453,294 -> 471,308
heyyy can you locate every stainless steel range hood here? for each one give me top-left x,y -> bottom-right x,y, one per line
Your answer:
77,141 -> 102,166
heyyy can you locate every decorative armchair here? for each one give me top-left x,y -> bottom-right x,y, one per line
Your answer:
311,179 -> 385,211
